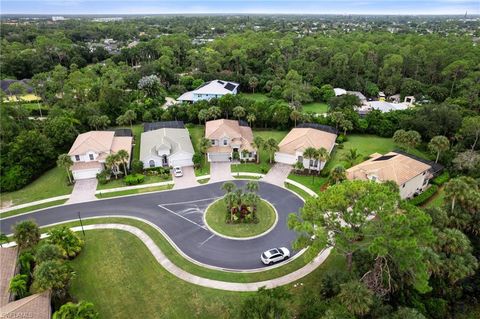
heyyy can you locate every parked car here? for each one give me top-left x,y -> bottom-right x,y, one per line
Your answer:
260,247 -> 290,265
173,166 -> 183,177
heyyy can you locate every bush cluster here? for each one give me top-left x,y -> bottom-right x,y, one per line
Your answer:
124,174 -> 145,185
432,171 -> 450,186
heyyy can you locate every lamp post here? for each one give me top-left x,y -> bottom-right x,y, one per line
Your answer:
78,211 -> 86,237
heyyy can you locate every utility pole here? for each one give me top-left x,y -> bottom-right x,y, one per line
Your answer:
78,211 -> 86,237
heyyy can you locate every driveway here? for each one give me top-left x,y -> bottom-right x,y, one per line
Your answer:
209,162 -> 231,183
262,163 -> 293,187
67,178 -> 98,204
173,166 -> 198,189
0,181 -> 303,270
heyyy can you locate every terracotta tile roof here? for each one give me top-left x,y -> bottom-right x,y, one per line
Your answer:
278,128 -> 337,155
68,131 -> 115,156
0,291 -> 51,319
0,247 -> 17,307
346,152 -> 432,186
71,161 -> 103,171
205,119 -> 254,151
111,136 -> 133,158
207,146 -> 233,153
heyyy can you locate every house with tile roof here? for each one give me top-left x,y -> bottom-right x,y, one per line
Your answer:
140,128 -> 194,168
68,131 -> 133,180
274,127 -> 337,171
0,247 -> 51,319
205,119 -> 255,162
346,151 -> 433,199
177,80 -> 239,102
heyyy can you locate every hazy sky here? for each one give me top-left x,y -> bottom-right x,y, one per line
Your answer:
2,0 -> 479,15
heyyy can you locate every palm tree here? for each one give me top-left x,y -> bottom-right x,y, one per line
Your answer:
264,138 -> 279,164
246,113 -> 256,127
208,106 -> 222,120
117,149 -> 130,176
303,147 -> 317,174
53,301 -> 99,319
290,110 -> 302,127
428,135 -> 450,163
343,148 -> 362,167
246,181 -> 259,194
444,177 -> 470,214
221,181 -> 236,194
252,136 -> 264,164
9,274 -> 29,299
317,147 -> 330,170
198,109 -> 209,124
13,220 -> 40,251
57,154 -> 73,184
338,280 -> 374,316
233,106 -> 246,121
105,153 -> 121,179
329,165 -> 347,184
199,138 -> 212,163
47,226 -> 84,258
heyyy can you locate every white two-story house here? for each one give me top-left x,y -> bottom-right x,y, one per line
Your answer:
346,152 -> 433,199
68,131 -> 133,180
177,80 -> 239,103
205,119 -> 255,162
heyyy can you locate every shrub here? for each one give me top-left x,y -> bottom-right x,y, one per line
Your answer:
185,123 -> 194,129
432,171 -> 449,186
193,153 -> 202,168
260,164 -> 269,174
336,134 -> 347,143
131,159 -> 144,174
408,185 -> 438,206
47,226 -> 84,258
96,170 -> 109,185
124,174 -> 145,185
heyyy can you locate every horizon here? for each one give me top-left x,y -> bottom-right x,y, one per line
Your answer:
2,0 -> 480,16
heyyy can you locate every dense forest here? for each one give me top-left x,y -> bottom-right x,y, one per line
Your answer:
1,15 -> 479,318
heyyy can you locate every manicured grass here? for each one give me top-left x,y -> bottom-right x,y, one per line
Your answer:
233,175 -> 262,180
187,125 -> 210,176
69,230 -> 245,319
287,174 -> 328,194
198,178 -> 210,184
95,185 -> 173,199
205,199 -> 276,238
425,186 -> 445,208
39,217 -> 322,283
1,166 -> 73,206
285,183 -> 311,201
240,92 -> 270,102
302,102 -> 329,114
96,174 -> 171,190
0,199 -> 68,218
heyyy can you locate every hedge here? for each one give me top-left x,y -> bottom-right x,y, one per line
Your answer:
408,185 -> 438,206
432,171 -> 449,186
124,174 -> 145,185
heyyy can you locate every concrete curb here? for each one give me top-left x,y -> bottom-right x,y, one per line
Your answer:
4,223 -> 331,292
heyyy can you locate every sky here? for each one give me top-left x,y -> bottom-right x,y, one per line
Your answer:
1,0 -> 479,15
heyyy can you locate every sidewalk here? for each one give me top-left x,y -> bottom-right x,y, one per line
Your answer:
2,223 -> 331,292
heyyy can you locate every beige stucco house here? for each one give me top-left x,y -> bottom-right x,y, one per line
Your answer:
68,131 -> 133,180
205,119 -> 255,162
274,127 -> 337,171
346,151 -> 433,199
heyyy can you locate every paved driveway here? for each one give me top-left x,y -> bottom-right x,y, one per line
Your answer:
209,162 -> 231,183
1,181 -> 303,270
67,178 -> 98,204
173,166 -> 199,189
262,163 -> 293,187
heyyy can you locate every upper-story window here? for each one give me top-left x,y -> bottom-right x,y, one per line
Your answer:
223,139 -> 228,146
211,139 -> 215,145
89,154 -> 94,160
75,155 -> 80,161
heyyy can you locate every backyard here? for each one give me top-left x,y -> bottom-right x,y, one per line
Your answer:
302,102 -> 329,114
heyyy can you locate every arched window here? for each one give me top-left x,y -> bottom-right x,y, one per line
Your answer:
149,160 -> 155,168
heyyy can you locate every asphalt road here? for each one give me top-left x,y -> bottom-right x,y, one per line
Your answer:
0,181 -> 304,270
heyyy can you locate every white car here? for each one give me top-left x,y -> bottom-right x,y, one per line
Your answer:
260,247 -> 290,265
173,166 -> 183,177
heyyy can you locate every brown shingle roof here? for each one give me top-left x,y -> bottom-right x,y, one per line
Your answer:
346,152 -> 432,186
0,247 -> 17,307
278,128 -> 337,155
0,291 -> 51,319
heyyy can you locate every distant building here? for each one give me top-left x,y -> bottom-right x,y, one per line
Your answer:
177,80 -> 239,103
334,88 -> 347,96
357,95 -> 415,115
51,16 -> 65,21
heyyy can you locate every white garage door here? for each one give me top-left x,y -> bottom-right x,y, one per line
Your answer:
208,153 -> 230,162
73,169 -> 100,180
170,158 -> 194,167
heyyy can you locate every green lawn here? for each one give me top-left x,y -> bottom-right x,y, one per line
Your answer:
97,174 -> 171,190
1,166 -> 73,206
205,199 -> 276,238
240,92 -> 270,102
96,185 -> 173,199
287,174 -> 328,195
0,199 -> 68,218
285,182 -> 311,201
187,125 -> 210,176
302,102 -> 329,114
425,186 -> 445,208
129,124 -> 143,161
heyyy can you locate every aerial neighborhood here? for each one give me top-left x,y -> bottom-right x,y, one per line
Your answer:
0,12 -> 479,319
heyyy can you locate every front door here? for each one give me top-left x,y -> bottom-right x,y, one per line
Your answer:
162,155 -> 168,166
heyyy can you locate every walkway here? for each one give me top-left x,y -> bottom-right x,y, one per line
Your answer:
209,162 -> 231,183
3,223 -> 332,292
262,163 -> 292,187
67,179 -> 98,204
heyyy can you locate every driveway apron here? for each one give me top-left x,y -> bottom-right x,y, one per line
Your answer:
261,163 -> 292,187
209,162 -> 232,183
173,166 -> 199,189
67,178 -> 98,204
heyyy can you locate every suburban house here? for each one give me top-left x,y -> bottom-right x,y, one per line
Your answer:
346,151 -> 433,199
274,124 -> 337,171
68,131 -> 133,180
357,96 -> 415,116
140,125 -> 195,168
0,247 -> 51,319
177,80 -> 239,103
205,119 -> 255,162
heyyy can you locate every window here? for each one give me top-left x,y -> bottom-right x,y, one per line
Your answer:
89,154 -> 94,160
402,184 -> 405,188
223,139 -> 228,146
75,155 -> 80,161
211,139 -> 215,145
149,160 -> 155,168
249,152 -> 253,158
310,159 -> 314,166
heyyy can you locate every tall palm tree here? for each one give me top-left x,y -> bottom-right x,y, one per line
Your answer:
252,136 -> 264,164
317,147 -> 330,170
330,165 -> 347,184
246,181 -> 259,194
57,154 -> 73,184
221,181 -> 236,194
117,149 -> 130,176
343,148 -> 361,167
105,153 -> 121,179
303,147 -> 317,174
246,113 -> 256,127
224,192 -> 237,214
199,138 -> 212,163
428,135 -> 450,163
265,138 -> 279,164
